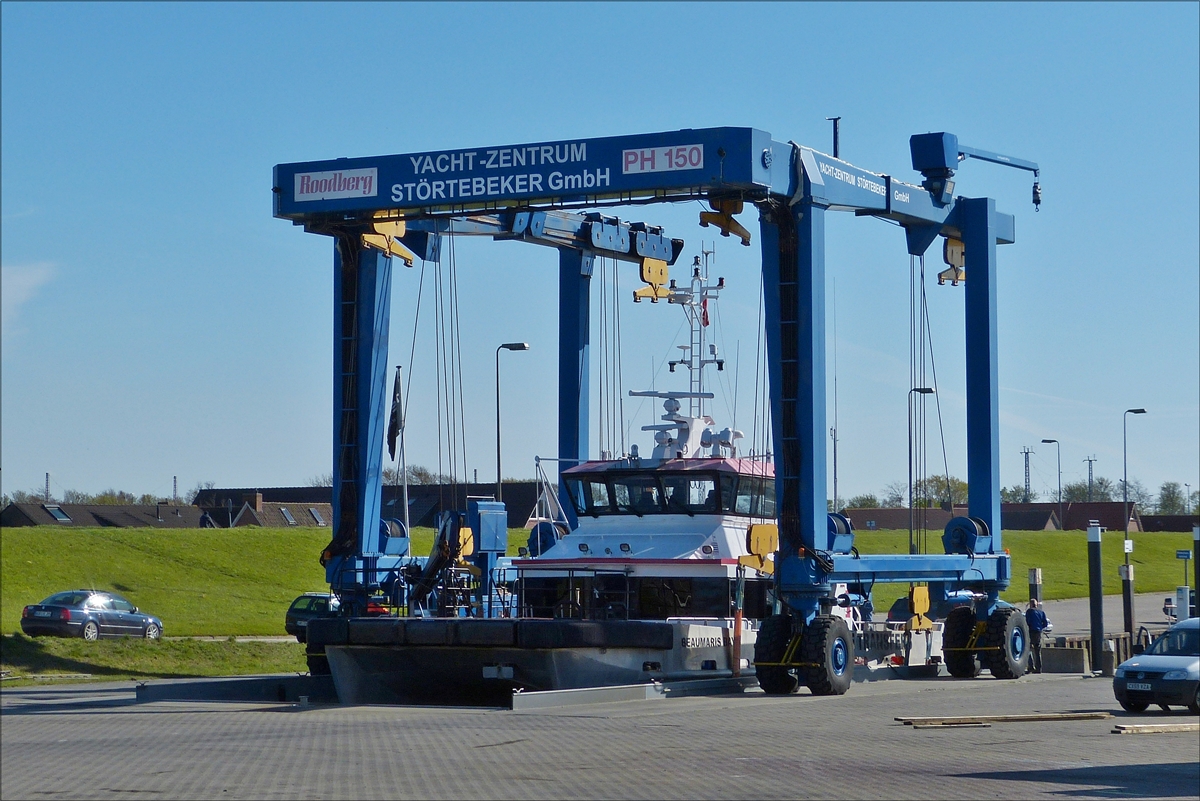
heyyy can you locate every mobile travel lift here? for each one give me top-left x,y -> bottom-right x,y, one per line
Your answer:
274,125 -> 1040,699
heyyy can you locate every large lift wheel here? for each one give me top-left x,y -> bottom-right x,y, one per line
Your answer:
799,615 -> 855,696
943,606 -> 982,678
979,606 -> 1030,679
754,614 -> 799,695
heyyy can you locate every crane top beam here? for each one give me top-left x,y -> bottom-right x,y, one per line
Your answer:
272,127 -> 1019,246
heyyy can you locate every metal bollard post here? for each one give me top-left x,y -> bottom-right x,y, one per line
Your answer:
1087,522 -> 1104,674
1028,568 -> 1043,604
1193,526 -> 1199,600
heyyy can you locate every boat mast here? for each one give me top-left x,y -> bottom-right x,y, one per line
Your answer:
667,245 -> 725,419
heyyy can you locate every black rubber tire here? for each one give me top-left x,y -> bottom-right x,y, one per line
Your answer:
978,606 -> 1029,679
81,621 -> 99,642
1188,688 -> 1199,715
754,614 -> 799,695
799,615 -> 855,696
1119,698 -> 1149,713
306,654 -> 331,676
943,606 -> 981,678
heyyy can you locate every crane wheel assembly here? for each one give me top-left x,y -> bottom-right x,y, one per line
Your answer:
978,606 -> 1030,679
754,614 -> 800,695
943,607 -> 983,678
799,615 -> 855,696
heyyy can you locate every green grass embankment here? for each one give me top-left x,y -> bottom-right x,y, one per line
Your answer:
0,635 -> 307,685
0,525 -> 528,637
855,529 -> 1195,614
2,526 -> 1190,638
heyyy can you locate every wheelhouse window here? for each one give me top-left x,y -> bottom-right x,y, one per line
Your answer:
661,475 -> 718,513
733,476 -> 776,517
566,479 -> 613,515
612,475 -> 663,514
566,471 -> 775,518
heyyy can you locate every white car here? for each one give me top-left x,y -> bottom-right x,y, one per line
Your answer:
1113,617 -> 1200,714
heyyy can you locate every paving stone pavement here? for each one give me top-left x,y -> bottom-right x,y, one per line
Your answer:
2,674 -> 1197,799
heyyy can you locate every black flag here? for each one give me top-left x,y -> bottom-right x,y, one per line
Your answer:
387,366 -> 403,461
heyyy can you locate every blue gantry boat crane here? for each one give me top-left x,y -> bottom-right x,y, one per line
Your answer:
274,125 -> 1040,699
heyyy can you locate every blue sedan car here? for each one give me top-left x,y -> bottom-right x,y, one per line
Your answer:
20,590 -> 163,641
1113,617 -> 1200,714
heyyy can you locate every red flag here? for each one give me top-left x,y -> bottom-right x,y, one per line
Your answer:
701,298 -> 710,327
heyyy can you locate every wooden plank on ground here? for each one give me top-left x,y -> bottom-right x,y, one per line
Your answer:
1111,722 -> 1200,735
896,712 -> 1111,725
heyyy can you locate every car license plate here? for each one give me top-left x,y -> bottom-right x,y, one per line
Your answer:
1126,682 -> 1152,691
33,610 -> 51,618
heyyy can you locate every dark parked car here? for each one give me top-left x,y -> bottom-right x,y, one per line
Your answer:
1113,617 -> 1200,714
285,593 -> 340,643
21,590 -> 163,641
284,592 -> 390,642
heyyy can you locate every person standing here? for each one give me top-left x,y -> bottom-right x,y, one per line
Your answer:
1025,598 -> 1050,674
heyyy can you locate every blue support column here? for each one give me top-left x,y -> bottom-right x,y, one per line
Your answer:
558,247 -> 593,528
328,237 -> 393,594
960,197 -> 1002,551
762,200 -> 829,618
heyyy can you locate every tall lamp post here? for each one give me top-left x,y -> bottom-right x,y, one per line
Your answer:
1041,439 -> 1062,530
908,387 -> 936,555
495,342 -> 530,502
1122,407 -> 1147,636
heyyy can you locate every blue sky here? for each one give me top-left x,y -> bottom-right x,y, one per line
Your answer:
2,2 -> 1197,505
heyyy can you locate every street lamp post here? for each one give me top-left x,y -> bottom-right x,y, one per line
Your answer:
1122,407 -> 1147,636
1186,483 -> 1192,516
1042,439 -> 1062,530
908,387 -> 936,555
495,342 -> 530,502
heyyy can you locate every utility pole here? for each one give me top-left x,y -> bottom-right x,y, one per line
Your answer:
45,473 -> 50,503
1084,456 -> 1097,502
1021,446 -> 1034,503
1042,439 -> 1061,530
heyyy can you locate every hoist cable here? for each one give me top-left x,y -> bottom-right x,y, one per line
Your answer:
751,273 -> 764,457
919,267 -> 955,520
614,256 -> 626,454
402,260 -> 427,424
449,232 -> 469,498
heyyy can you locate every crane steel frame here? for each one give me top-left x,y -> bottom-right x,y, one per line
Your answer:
274,126 -> 1033,626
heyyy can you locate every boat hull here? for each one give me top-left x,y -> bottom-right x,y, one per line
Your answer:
309,617 -> 756,705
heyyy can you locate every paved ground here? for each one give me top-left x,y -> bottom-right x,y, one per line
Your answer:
3,672 -> 1197,799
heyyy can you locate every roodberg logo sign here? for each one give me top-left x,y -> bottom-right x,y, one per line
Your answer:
295,168 -> 377,201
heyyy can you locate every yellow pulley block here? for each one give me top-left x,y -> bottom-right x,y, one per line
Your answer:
938,237 -> 965,285
906,585 -> 934,631
699,197 -> 751,246
738,523 -> 778,575
361,213 -> 417,267
458,525 -> 475,558
632,257 -> 671,303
